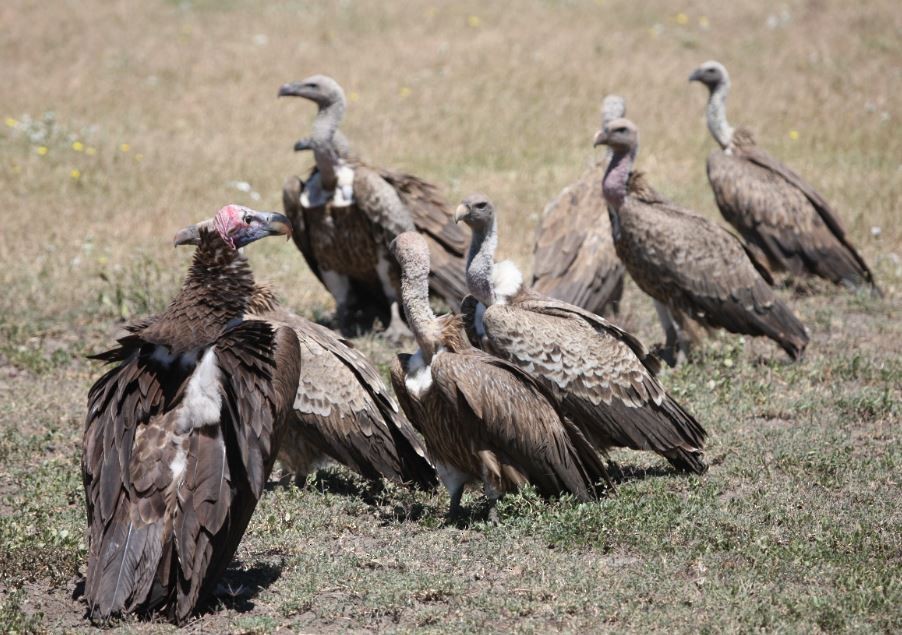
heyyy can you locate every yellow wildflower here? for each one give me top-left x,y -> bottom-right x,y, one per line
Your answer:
467,15 -> 481,28
5,117 -> 18,128
135,153 -> 144,162
119,143 -> 130,152
788,130 -> 800,141
85,146 -> 97,156
349,91 -> 360,103
675,13 -> 689,25
72,141 -> 84,152
594,0 -> 604,6
36,146 -> 48,156
699,16 -> 710,28
399,86 -> 412,98
97,256 -> 109,266
70,168 -> 81,179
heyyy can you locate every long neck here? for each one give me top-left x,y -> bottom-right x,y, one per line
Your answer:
401,262 -> 442,362
145,230 -> 253,350
465,219 -> 498,306
706,80 -> 734,149
602,146 -> 636,212
600,101 -> 625,162
311,99 -> 345,190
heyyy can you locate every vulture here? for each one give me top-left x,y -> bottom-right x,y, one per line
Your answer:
388,231 -> 610,521
689,61 -> 880,295
82,205 -> 301,624
531,95 -> 627,315
172,223 -> 437,491
454,195 -> 708,474
278,74 -> 469,337
593,118 -> 810,364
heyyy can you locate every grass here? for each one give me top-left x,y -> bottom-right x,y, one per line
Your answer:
1,0 -> 900,632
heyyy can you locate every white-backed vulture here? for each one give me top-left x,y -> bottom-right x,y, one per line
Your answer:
689,61 -> 880,295
278,75 -> 468,337
172,224 -> 437,490
388,232 -> 610,521
593,118 -> 809,364
531,95 -> 626,315
454,195 -> 708,474
83,206 -> 301,624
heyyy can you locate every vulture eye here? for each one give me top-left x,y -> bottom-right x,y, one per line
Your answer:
475,201 -> 487,210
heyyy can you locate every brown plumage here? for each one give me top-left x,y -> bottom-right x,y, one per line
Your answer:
245,284 -> 436,489
455,195 -> 708,474
595,118 -> 809,363
279,75 -> 468,336
531,95 -> 626,315
388,232 -> 610,520
83,206 -> 300,624
690,61 -> 880,295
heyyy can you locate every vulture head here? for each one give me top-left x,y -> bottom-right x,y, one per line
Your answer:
278,74 -> 346,108
453,193 -> 496,231
593,118 -> 639,153
174,205 -> 292,249
390,231 -> 431,282
689,60 -> 729,91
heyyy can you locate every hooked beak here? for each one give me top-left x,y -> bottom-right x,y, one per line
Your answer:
453,204 -> 469,224
688,69 -> 703,83
173,224 -> 201,247
278,82 -> 305,98
593,129 -> 608,147
293,138 -> 312,152
250,211 -> 293,238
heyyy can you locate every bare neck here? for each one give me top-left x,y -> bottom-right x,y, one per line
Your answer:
312,100 -> 345,190
602,146 -> 636,212
401,264 -> 442,363
706,81 -> 734,149
465,220 -> 498,307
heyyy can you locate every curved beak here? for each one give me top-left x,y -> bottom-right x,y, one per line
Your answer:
251,211 -> 293,238
593,129 -> 608,147
293,138 -> 312,152
453,204 -> 469,224
173,224 -> 201,247
278,82 -> 304,98
688,69 -> 703,83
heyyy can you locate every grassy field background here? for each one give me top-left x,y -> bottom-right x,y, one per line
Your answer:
1,0 -> 900,632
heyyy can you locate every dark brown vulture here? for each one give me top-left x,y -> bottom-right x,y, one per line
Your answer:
593,118 -> 809,364
454,195 -> 708,474
172,222 -> 437,490
531,95 -> 626,315
278,74 -> 468,337
82,205 -> 301,624
689,60 -> 880,295
388,232 -> 610,521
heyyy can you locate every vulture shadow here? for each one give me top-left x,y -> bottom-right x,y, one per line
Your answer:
606,462 -> 693,485
203,559 -> 284,615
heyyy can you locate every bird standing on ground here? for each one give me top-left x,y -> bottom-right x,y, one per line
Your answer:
172,223 -> 437,491
531,95 -> 627,316
594,118 -> 809,364
389,232 -> 610,522
689,60 -> 880,295
455,194 -> 708,474
83,205 -> 300,624
278,75 -> 468,337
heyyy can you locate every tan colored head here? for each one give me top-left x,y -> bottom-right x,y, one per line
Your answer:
453,193 -> 496,232
593,117 -> 639,153
277,74 -> 346,108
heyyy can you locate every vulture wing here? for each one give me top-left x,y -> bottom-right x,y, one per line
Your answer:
476,298 -> 706,473
531,166 -> 625,314
282,174 -> 324,286
707,143 -> 879,292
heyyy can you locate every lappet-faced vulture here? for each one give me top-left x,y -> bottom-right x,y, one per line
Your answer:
278,75 -> 469,337
689,61 -> 880,295
531,95 -> 626,316
594,118 -> 809,364
454,195 -> 708,474
388,232 -> 610,522
83,205 -> 301,624
172,222 -> 437,490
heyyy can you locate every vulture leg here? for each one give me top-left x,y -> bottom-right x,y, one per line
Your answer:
447,483 -> 466,522
381,301 -> 413,343
672,309 -> 703,360
653,301 -> 680,367
321,270 -> 356,336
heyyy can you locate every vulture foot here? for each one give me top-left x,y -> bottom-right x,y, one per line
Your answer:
380,302 -> 413,343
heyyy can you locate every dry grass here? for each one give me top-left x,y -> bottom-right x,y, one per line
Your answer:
1,0 -> 900,632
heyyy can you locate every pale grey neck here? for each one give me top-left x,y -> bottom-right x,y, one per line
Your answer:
311,100 -> 345,190
706,81 -> 734,149
602,146 -> 636,212
465,220 -> 498,307
400,261 -> 441,362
